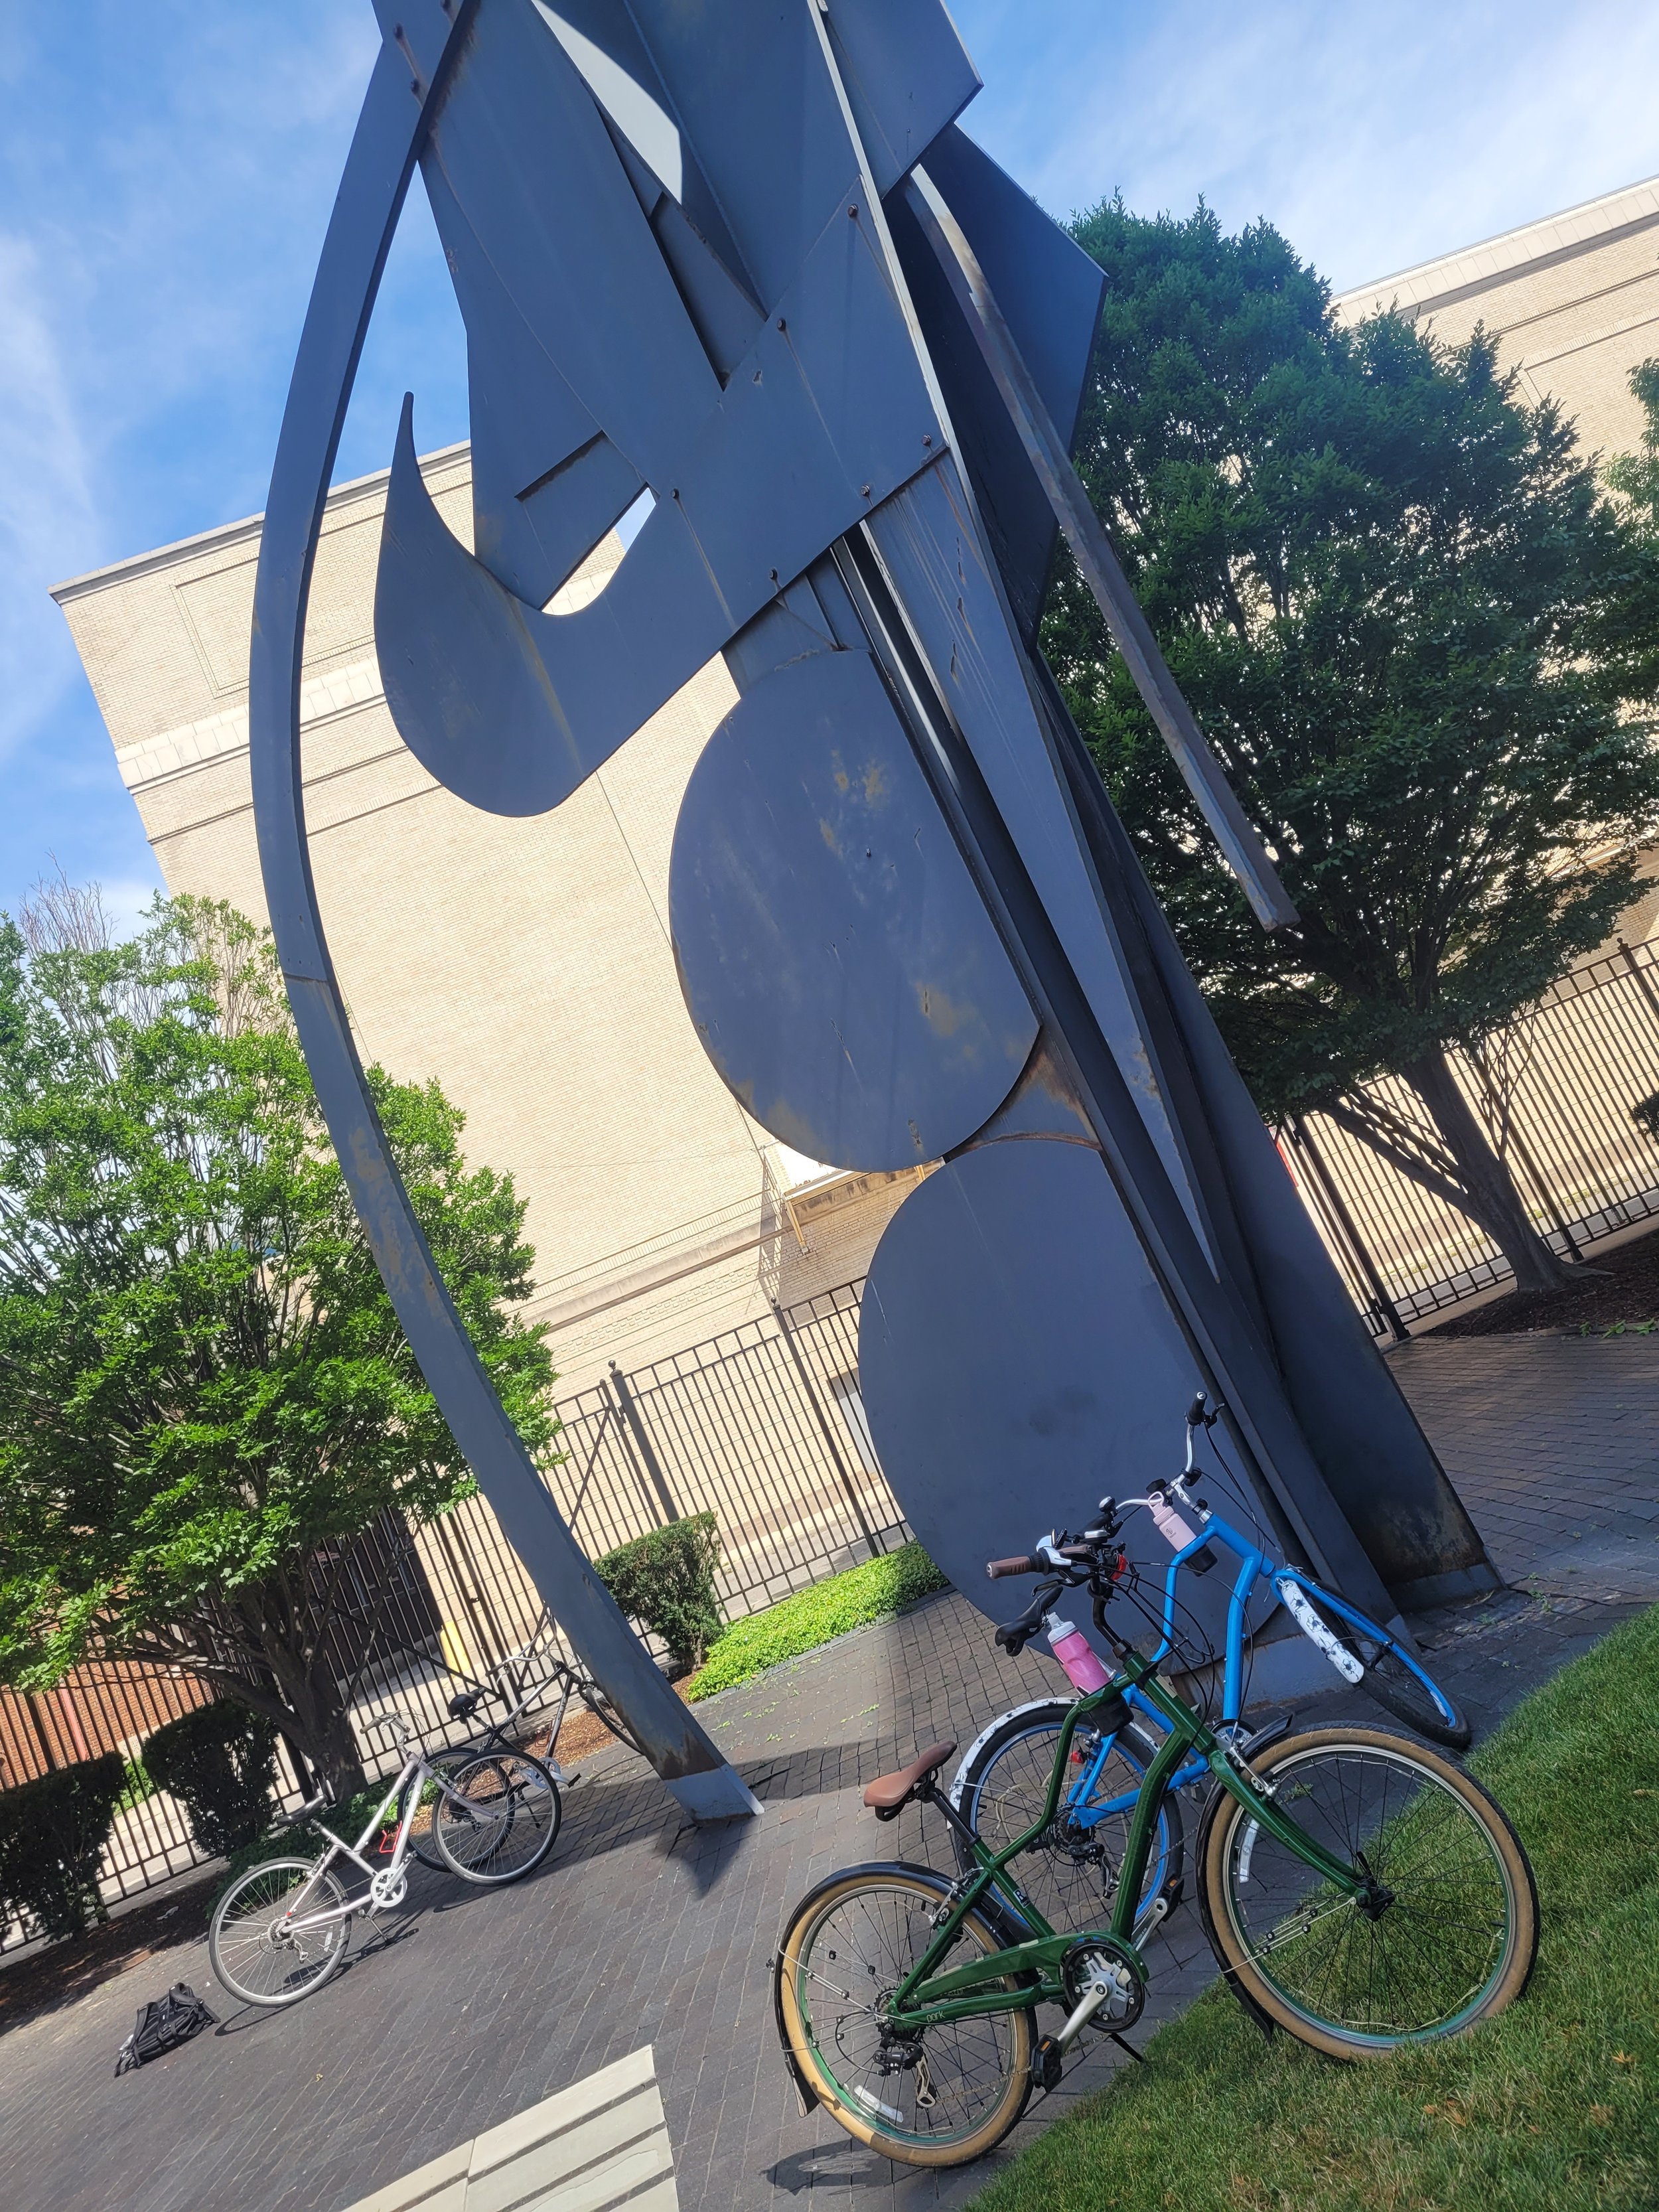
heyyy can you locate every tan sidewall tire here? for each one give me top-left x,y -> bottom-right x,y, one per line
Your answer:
1200,1727 -> 1538,2059
778,1870 -> 1033,2166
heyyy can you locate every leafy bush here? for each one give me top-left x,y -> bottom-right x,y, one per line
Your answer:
144,1702 -> 279,1858
687,1542 -> 948,1700
1632,1090 -> 1659,1141
0,1753 -> 125,1941
595,1513 -> 723,1675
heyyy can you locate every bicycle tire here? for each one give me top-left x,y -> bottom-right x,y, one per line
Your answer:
210,1857 -> 352,2009
1197,1726 -> 1537,2057
775,1864 -> 1034,2166
953,1702 -> 1184,1941
1289,1582 -> 1472,1749
581,1682 -> 644,1756
432,1749 -> 562,1885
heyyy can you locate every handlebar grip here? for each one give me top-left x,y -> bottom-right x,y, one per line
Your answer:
986,1555 -> 1040,1580
1187,1392 -> 1209,1428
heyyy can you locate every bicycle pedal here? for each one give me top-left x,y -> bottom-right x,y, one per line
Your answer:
1031,2037 -> 1064,2093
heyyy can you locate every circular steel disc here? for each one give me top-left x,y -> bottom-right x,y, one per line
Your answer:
670,650 -> 1037,1171
858,1137 -> 1204,1636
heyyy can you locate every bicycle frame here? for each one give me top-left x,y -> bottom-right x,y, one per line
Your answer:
1062,1506 -> 1400,1826
282,1753 -> 447,1933
883,1649 -> 1367,2035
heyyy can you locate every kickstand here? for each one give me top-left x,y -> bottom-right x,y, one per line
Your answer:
1110,2033 -> 1147,2065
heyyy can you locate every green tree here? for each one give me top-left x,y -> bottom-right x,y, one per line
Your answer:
1045,202 -> 1659,1291
0,889 -> 556,1793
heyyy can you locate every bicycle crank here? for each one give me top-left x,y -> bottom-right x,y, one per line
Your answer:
369,1868 -> 408,1910
1057,1937 -> 1145,2049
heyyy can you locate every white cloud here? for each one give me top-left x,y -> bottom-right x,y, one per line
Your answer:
0,233 -> 98,763
953,0 -> 1659,293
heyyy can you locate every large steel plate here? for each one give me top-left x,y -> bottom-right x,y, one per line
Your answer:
859,1136 -> 1213,1646
670,650 -> 1037,1170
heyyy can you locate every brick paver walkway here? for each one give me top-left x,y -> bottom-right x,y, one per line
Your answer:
4,1337 -> 1657,2212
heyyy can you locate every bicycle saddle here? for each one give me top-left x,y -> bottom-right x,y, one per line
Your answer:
447,1691 -> 483,1721
863,1741 -> 956,1817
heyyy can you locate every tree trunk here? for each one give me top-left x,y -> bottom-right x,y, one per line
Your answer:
1402,1047 -> 1579,1293
253,1631 -> 367,1800
282,1668 -> 366,1800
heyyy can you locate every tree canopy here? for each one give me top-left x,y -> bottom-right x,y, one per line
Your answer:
0,893 -> 556,1789
1046,201 -> 1659,1288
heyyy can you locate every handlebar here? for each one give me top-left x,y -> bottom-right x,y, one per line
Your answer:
987,1554 -> 1041,1580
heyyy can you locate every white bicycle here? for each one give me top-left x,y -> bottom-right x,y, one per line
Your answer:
208,1715 -> 560,2008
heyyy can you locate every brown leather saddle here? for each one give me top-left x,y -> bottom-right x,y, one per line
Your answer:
862,1741 -> 956,1820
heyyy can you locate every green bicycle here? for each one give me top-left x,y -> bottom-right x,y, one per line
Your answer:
772,1505 -> 1538,2167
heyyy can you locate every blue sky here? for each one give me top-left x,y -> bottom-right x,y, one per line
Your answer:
5,0 -> 1659,930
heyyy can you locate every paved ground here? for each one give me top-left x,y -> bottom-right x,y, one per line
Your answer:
4,1337 -> 1658,2212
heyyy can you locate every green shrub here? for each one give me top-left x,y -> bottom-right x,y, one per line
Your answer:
0,1753 -> 125,1941
687,1542 -> 948,1700
595,1512 -> 723,1675
144,1702 -> 279,1859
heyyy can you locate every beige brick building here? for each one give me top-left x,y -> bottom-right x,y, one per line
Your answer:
1334,175 -> 1659,472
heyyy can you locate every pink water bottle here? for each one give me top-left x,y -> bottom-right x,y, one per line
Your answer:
1045,1613 -> 1112,1693
1149,1493 -> 1200,1554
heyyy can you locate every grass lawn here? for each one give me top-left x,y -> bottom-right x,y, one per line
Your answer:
685,1542 -> 946,1700
968,1603 -> 1659,2212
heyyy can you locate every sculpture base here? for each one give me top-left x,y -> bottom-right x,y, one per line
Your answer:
664,1763 -> 764,1822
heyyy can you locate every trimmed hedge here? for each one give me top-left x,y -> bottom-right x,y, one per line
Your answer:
144,1701 -> 280,1860
687,1542 -> 948,1700
595,1512 -> 723,1674
0,1753 -> 125,1941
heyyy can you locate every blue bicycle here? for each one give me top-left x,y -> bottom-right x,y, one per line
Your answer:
949,1395 -> 1470,1938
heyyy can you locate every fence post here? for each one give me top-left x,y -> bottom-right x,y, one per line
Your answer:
429,1511 -> 511,1676
1618,938 -> 1659,1029
607,1363 -> 682,1524
1289,1119 -> 1411,1345
770,1298 -> 880,1556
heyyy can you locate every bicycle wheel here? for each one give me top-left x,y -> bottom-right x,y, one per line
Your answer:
1285,1580 -> 1471,1749
1198,1727 -> 1537,2057
399,1750 -> 470,1872
581,1680 -> 643,1756
954,1702 -> 1184,1940
776,1866 -> 1033,2167
432,1750 -> 562,1885
210,1857 -> 352,2008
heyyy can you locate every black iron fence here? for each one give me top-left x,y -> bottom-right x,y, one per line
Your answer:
9,932 -> 1658,1951
0,1282 -> 906,1952
1286,936 -> 1659,1335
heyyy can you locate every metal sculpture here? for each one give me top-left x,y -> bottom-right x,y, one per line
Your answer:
251,0 -> 1496,1819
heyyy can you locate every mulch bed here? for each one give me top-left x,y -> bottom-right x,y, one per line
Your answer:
1427,1224 -> 1659,1337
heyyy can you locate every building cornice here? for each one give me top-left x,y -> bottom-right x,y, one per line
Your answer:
48,442 -> 472,607
1334,174 -> 1659,326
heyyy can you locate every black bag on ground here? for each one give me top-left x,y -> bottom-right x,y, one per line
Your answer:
115,1981 -> 217,2075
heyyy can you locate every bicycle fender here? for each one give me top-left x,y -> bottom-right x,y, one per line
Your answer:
1191,1787 -> 1279,2041
1274,1576 -> 1364,1684
947,1699 -> 1073,1808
